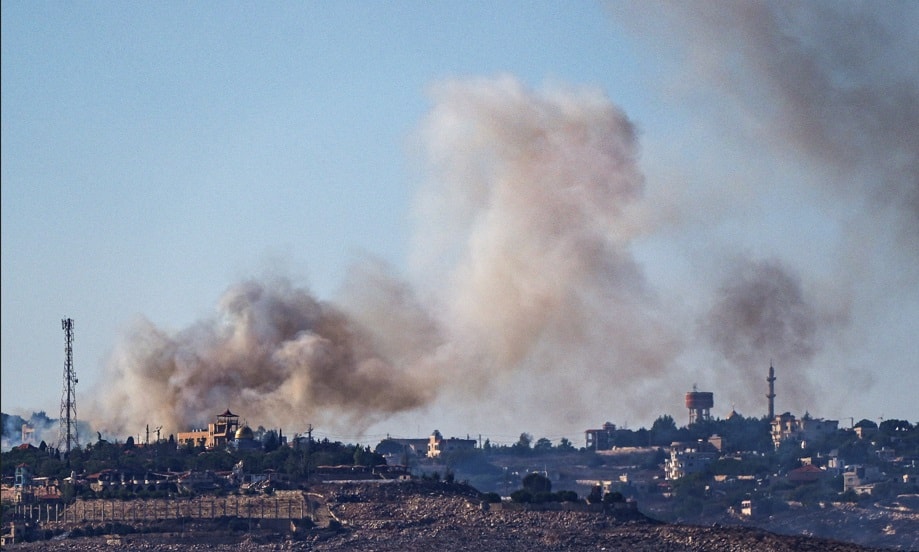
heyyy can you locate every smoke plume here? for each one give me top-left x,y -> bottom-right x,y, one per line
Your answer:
90,77 -> 687,436
89,1 -> 919,435
90,278 -> 439,435
702,258 -> 846,408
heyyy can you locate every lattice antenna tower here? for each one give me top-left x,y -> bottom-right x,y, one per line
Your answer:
59,317 -> 79,453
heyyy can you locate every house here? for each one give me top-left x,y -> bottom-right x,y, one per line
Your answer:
788,464 -> 825,484
427,430 -> 476,459
843,465 -> 883,494
665,441 -> 717,480
771,413 -> 838,449
176,409 -> 240,450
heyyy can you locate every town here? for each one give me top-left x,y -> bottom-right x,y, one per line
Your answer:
2,365 -> 918,549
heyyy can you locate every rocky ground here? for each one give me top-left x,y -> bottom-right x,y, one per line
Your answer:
3,481 -> 895,551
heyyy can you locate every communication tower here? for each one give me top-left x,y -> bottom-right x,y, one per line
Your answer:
58,317 -> 79,453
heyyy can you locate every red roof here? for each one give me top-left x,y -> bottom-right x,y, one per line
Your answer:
788,464 -> 825,482
217,409 -> 238,418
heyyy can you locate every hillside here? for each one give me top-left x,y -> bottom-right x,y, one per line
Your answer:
6,481 -> 887,551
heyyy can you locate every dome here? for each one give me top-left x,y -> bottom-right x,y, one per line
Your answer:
235,426 -> 254,440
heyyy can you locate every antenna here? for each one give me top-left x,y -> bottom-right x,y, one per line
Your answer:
58,318 -> 79,454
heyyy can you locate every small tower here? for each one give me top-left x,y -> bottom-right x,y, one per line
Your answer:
767,363 -> 776,420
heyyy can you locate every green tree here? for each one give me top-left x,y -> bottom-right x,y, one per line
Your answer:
651,415 -> 678,446
522,472 -> 551,494
512,433 -> 533,454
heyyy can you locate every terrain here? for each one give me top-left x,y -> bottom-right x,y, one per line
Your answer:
4,481 -> 892,551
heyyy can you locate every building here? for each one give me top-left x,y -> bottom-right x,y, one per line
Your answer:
665,442 -> 717,480
770,412 -> 838,449
176,409 -> 240,450
230,425 -> 261,451
375,438 -> 430,464
788,464 -> 825,484
843,465 -> 883,494
427,430 -> 476,458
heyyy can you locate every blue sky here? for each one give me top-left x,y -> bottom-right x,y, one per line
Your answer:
3,2 -> 917,445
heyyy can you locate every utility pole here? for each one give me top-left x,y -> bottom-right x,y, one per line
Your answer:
304,424 -> 313,482
58,318 -> 79,456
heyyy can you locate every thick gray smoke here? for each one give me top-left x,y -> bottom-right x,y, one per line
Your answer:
612,0 -> 919,245
702,258 -> 845,408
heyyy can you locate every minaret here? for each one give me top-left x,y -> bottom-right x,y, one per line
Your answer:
766,362 -> 776,420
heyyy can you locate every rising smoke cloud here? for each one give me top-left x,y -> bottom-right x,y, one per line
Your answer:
90,77 -> 686,436
612,0 -> 919,246
90,278 -> 440,435
88,1 -> 919,436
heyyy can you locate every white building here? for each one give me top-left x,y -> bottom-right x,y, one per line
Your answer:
665,442 -> 717,480
771,413 -> 838,449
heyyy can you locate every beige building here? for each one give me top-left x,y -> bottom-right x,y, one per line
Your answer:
427,430 -> 476,458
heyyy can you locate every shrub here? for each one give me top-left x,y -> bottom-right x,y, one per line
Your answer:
556,490 -> 579,502
510,489 -> 533,503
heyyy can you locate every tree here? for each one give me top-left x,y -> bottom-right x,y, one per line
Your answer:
651,414 -> 677,433
522,472 -> 551,494
512,433 -> 533,453
557,437 -> 576,452
533,437 -> 553,453
651,415 -> 678,446
263,430 -> 279,453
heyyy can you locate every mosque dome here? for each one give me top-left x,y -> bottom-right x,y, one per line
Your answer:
235,426 -> 254,440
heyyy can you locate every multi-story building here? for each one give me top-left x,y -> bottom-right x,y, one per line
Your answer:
771,413 -> 838,449
665,442 -> 717,480
176,409 -> 240,450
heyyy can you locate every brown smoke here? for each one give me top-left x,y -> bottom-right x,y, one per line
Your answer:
90,77 -> 686,436
89,278 -> 439,435
89,9 -> 919,433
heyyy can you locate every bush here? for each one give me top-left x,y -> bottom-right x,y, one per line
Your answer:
510,489 -> 533,503
556,490 -> 579,502
483,492 -> 502,503
533,491 -> 558,503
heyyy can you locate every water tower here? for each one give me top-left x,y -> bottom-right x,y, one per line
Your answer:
685,385 -> 714,425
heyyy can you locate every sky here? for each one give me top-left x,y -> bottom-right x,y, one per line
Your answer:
2,1 -> 917,448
